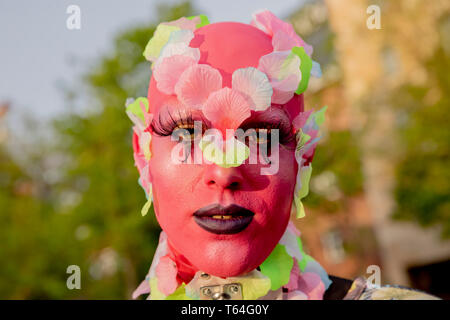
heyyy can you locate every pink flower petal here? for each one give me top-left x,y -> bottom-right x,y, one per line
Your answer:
292,110 -> 313,130
287,221 -> 301,237
158,42 -> 200,63
175,64 -> 223,109
258,51 -> 302,84
251,10 -> 313,56
271,74 -> 300,104
154,30 -> 199,64
287,290 -> 308,300
232,67 -> 273,111
155,255 -> 179,296
164,17 -> 198,31
258,51 -> 301,104
251,10 -> 294,37
297,272 -> 326,300
153,55 -> 196,95
132,278 -> 150,299
306,129 -> 318,141
258,51 -> 291,80
303,143 -> 317,161
203,88 -> 251,132
285,258 -> 302,292
137,164 -> 151,196
272,30 -> 300,51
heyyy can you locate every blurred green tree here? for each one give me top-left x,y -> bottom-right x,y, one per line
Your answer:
0,145 -> 52,298
52,1 -> 195,299
0,2 -> 194,299
392,43 -> 450,238
303,130 -> 364,212
0,111 -> 78,299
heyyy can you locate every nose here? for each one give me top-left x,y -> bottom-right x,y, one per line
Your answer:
203,164 -> 244,190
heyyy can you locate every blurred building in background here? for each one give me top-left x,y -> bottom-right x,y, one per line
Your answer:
290,0 -> 450,298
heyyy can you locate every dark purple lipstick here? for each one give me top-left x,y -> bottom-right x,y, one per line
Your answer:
193,204 -> 254,234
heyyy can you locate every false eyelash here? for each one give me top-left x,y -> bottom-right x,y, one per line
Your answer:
150,108 -> 197,137
240,120 -> 296,146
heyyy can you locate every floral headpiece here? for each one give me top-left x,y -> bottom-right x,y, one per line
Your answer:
126,10 -> 327,219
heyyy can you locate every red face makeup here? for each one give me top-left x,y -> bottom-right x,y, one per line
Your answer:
136,22 -> 305,278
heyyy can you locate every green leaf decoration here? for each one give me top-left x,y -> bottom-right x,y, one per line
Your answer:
197,15 -> 210,28
292,46 -> 313,95
259,244 -> 294,291
126,97 -> 149,123
187,14 -> 210,28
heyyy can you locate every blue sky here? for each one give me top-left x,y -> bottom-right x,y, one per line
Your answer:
0,0 -> 304,123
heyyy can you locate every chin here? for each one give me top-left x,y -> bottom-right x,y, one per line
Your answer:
189,236 -> 274,278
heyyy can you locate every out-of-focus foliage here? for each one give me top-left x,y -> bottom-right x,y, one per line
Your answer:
0,1 -> 194,299
294,3 -> 365,213
304,130 -> 364,212
0,148 -> 51,298
392,43 -> 450,238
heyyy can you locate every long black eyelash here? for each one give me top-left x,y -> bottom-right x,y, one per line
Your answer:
269,121 -> 295,144
150,108 -> 196,137
241,121 -> 295,146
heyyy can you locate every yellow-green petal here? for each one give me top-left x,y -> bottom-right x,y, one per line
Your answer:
259,244 -> 294,291
143,24 -> 180,62
150,277 -> 190,300
199,137 -> 225,166
199,137 -> 249,168
141,197 -> 152,217
141,133 -> 152,161
149,277 -> 166,300
126,97 -> 149,123
297,165 -> 312,199
295,129 -> 311,151
294,195 -> 305,219
223,138 -> 250,168
292,46 -> 312,95
237,272 -> 271,300
166,283 -> 190,300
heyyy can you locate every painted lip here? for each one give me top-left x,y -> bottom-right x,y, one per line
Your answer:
193,204 -> 255,235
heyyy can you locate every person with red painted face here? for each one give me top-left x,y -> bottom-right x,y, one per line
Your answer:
127,11 -> 439,300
